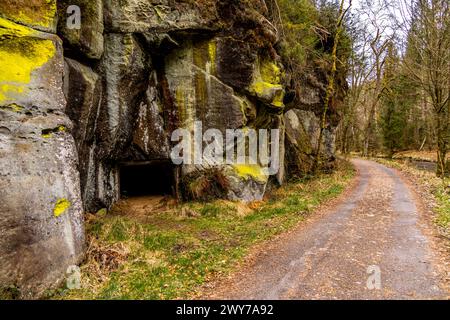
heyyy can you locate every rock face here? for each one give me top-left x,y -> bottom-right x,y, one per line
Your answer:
58,0 -> 287,209
285,109 -> 337,175
283,52 -> 347,176
57,0 -> 104,59
0,10 -> 84,298
103,0 -> 219,33
0,0 -> 345,297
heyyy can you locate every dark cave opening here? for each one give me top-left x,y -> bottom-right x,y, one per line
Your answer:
119,161 -> 175,198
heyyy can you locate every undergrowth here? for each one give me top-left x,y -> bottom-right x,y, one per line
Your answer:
54,161 -> 355,300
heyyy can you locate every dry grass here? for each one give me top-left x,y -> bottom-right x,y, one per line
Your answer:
82,237 -> 130,285
53,160 -> 355,300
393,150 -> 438,162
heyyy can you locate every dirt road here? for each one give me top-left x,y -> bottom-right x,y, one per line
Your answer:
207,159 -> 449,300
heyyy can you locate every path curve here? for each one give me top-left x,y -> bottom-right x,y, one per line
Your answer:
206,159 -> 448,300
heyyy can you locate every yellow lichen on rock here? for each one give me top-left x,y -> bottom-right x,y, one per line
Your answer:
0,103 -> 24,112
260,60 -> 282,84
208,40 -> 217,74
176,87 -> 187,123
0,0 -> 57,31
53,198 -> 71,217
252,81 -> 283,95
0,18 -> 56,104
0,17 -> 35,38
233,164 -> 268,183
250,58 -> 285,108
192,39 -> 217,75
271,90 -> 285,108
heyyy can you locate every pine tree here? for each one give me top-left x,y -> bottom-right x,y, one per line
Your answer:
379,43 -> 418,158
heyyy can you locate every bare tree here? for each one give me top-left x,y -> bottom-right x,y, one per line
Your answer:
338,18 -> 373,154
361,27 -> 392,156
354,0 -> 394,156
387,0 -> 450,176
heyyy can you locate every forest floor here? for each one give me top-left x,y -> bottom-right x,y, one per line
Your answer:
202,159 -> 449,300
54,161 -> 355,300
393,150 -> 438,162
53,158 -> 449,300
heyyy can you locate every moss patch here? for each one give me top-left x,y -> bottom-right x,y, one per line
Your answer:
251,81 -> 284,107
193,39 -> 217,76
175,88 -> 188,124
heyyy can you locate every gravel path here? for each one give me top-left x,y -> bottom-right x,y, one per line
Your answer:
206,159 -> 448,300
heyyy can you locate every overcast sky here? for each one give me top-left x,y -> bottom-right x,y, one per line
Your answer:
346,0 -> 410,42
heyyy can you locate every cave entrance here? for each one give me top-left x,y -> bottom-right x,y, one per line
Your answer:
119,161 -> 175,198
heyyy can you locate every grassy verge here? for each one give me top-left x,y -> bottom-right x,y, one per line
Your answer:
374,158 -> 450,233
392,150 -> 437,162
54,160 -> 355,300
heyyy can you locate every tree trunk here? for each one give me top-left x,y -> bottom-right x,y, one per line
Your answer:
436,113 -> 449,177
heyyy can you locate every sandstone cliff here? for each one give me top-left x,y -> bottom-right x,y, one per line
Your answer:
0,0 -> 346,298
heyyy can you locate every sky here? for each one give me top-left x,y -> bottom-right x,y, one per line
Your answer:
345,0 -> 411,44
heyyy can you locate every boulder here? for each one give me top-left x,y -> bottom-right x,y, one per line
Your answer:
0,18 -> 84,298
64,58 -> 101,151
215,37 -> 257,90
164,34 -> 285,202
0,17 -> 64,110
181,164 -> 268,203
226,164 -> 269,202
